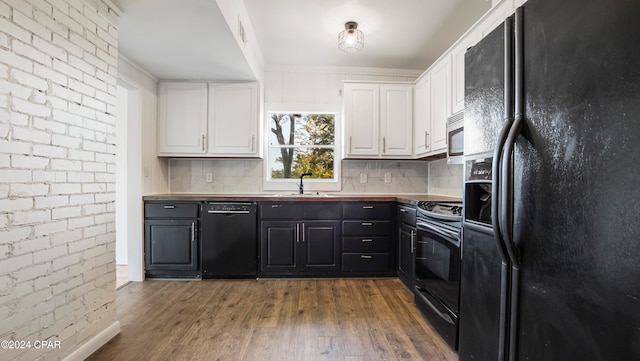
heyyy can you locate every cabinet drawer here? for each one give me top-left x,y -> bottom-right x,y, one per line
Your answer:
343,237 -> 390,252
343,203 -> 391,219
145,202 -> 199,218
397,205 -> 416,226
342,220 -> 390,236
260,203 -> 341,220
342,253 -> 390,273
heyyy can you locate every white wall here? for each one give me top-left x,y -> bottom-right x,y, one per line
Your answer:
0,0 -> 121,359
264,65 -> 421,105
117,57 -> 163,282
117,56 -> 167,196
115,85 -> 128,265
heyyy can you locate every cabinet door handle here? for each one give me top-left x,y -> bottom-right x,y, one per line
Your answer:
163,205 -> 175,209
349,136 -> 352,152
361,222 -> 373,226
361,239 -> 373,243
382,136 -> 386,153
296,223 -> 300,243
361,255 -> 373,259
410,230 -> 415,254
362,205 -> 374,209
202,134 -> 206,151
301,223 -> 305,243
425,132 -> 430,150
191,222 -> 196,242
251,135 -> 255,152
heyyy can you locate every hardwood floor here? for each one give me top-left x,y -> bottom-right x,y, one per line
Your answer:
87,278 -> 457,361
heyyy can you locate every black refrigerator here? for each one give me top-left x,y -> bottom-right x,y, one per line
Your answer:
459,0 -> 640,360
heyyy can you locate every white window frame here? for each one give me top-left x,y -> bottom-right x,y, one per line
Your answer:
263,103 -> 342,193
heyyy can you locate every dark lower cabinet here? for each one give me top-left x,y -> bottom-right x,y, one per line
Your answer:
144,202 -> 200,278
397,203 -> 417,288
342,253 -> 390,273
260,202 -> 342,276
341,202 -> 397,276
398,222 -> 416,288
261,220 -> 340,275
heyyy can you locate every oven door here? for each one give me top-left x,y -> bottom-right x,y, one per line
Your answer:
415,220 -> 461,312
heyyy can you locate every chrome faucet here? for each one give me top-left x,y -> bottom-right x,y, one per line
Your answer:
298,172 -> 312,194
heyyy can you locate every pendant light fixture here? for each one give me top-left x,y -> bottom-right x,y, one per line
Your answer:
338,21 -> 364,53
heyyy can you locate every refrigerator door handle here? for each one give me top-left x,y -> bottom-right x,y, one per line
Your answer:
501,4 -> 524,268
492,15 -> 516,361
506,9 -> 524,361
501,115 -> 522,266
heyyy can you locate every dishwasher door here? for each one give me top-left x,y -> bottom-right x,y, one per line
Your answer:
201,202 -> 257,278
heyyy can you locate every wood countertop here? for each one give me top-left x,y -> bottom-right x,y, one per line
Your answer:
142,193 -> 462,204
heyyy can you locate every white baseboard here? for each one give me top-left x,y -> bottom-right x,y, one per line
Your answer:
62,321 -> 121,361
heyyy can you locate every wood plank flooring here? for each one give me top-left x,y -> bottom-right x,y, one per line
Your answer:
87,278 -> 457,361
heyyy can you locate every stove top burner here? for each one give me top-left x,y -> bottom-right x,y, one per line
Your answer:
417,201 -> 463,217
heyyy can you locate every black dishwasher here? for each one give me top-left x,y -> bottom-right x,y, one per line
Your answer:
201,202 -> 257,278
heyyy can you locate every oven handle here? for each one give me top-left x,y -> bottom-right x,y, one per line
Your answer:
416,221 -> 459,243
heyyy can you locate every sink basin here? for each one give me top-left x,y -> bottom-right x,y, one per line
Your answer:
270,193 -> 336,197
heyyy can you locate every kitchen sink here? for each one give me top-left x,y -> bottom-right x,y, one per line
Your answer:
270,193 -> 336,197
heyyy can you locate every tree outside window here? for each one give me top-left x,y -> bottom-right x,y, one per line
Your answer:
269,112 -> 335,180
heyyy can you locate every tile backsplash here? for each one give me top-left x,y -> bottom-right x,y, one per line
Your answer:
169,158 -> 463,196
428,159 -> 464,197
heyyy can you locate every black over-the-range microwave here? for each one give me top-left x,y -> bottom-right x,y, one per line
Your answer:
446,111 -> 464,164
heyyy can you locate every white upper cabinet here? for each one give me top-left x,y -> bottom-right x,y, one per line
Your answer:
380,84 -> 413,157
343,83 -> 380,157
208,83 -> 259,156
157,81 -> 259,157
412,57 -> 450,159
413,73 -> 431,158
343,82 -> 412,158
157,82 -> 208,155
429,58 -> 451,154
451,31 -> 478,114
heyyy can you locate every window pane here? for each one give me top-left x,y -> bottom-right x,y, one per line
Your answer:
269,147 -> 334,179
299,114 -> 335,146
269,113 -> 335,146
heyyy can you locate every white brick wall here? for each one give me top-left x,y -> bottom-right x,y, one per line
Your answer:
0,0 -> 119,360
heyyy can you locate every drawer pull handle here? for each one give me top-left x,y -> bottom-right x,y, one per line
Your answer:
362,206 -> 374,209
361,239 -> 373,243
361,255 -> 373,259
163,205 -> 175,209
400,208 -> 406,213
361,222 -> 373,226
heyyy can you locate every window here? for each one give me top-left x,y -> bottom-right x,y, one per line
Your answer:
265,111 -> 340,191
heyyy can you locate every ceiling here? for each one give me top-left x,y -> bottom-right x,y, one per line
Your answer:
112,0 -> 491,81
